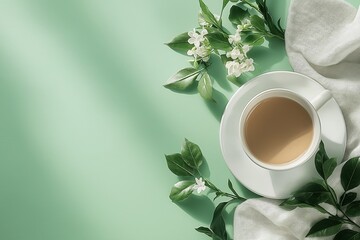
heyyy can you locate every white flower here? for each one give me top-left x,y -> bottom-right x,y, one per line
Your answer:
243,58 -> 255,72
236,24 -> 244,32
237,19 -> 251,32
187,45 -> 210,62
188,30 -> 202,47
200,28 -> 208,37
196,46 -> 208,57
188,29 -> 208,48
226,48 -> 244,60
196,45 -> 210,62
242,45 -> 251,54
242,19 -> 251,26
187,47 -> 197,57
225,61 -> 243,77
228,32 -> 241,45
193,177 -> 206,193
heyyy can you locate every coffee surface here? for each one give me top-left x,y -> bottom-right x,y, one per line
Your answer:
244,97 -> 313,164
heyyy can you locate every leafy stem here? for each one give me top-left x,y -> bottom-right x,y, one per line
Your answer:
204,179 -> 242,200
166,139 -> 246,239
323,179 -> 338,208
339,208 -> 360,229
322,182 -> 360,229
264,32 -> 284,40
242,0 -> 260,12
255,0 -> 285,40
281,142 -> 360,237
165,0 -> 285,100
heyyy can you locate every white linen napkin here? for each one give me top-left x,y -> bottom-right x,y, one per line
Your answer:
234,0 -> 360,239
234,164 -> 359,240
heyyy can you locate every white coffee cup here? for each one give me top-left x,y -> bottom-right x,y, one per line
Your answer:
239,88 -> 332,171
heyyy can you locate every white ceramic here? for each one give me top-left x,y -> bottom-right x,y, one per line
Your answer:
220,71 -> 347,199
239,88 -> 331,171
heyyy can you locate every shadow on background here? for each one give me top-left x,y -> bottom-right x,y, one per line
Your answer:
176,194 -> 247,240
199,157 -> 211,178
233,180 -> 260,199
176,195 -> 215,224
7,2 -> 288,239
0,51 -> 97,239
233,38 -> 286,86
21,0 -> 184,155
205,88 -> 229,122
165,81 -> 199,95
208,55 -> 232,92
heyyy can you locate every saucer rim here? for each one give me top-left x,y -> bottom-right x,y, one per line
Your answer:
219,71 -> 347,199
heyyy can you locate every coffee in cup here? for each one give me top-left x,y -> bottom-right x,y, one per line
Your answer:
239,88 -> 332,171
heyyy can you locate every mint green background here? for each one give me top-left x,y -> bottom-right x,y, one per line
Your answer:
0,1 -> 357,239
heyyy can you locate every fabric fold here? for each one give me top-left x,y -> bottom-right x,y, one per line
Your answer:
234,0 -> 360,239
286,0 -> 360,160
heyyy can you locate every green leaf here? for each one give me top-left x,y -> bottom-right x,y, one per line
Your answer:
228,180 -> 241,199
315,141 -> 336,180
221,0 -> 229,17
164,68 -> 200,90
340,192 -> 357,206
280,196 -> 327,213
341,157 -> 360,192
318,141 -> 329,160
212,235 -> 223,240
306,218 -> 342,237
195,227 -> 213,238
250,15 -> 265,32
197,72 -> 214,101
334,229 -> 360,240
165,32 -> 193,55
255,0 -> 285,39
323,158 -> 337,179
190,59 -> 199,69
222,0 -> 229,8
199,0 -> 221,28
345,201 -> 360,217
228,5 -> 249,25
326,184 -> 338,206
319,141 -> 329,158
315,147 -> 325,177
165,153 -> 195,176
226,74 -> 238,83
280,196 -> 312,209
210,202 -> 228,240
220,54 -> 228,65
181,138 -> 203,169
243,33 -> 265,46
206,30 -> 232,51
277,18 -> 285,34
293,182 -> 331,205
169,180 -> 195,201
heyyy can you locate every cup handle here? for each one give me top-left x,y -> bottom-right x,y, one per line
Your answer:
310,90 -> 332,110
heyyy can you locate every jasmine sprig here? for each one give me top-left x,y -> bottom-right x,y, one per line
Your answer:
229,0 -> 285,40
165,140 -> 360,240
164,0 -> 285,101
281,142 -> 360,239
165,138 -> 244,202
165,138 -> 244,240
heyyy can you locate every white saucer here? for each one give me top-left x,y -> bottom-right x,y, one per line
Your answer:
220,71 -> 347,199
